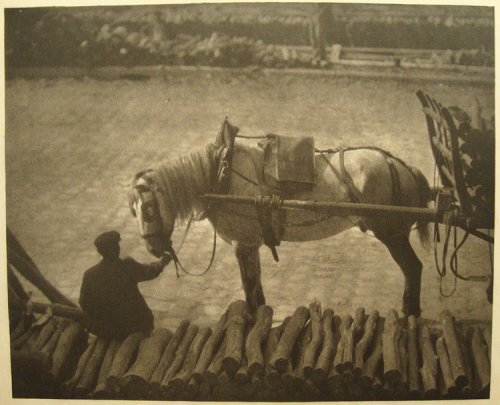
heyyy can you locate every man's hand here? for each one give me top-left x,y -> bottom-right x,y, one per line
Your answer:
161,252 -> 173,266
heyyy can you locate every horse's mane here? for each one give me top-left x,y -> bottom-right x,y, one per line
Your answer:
142,144 -> 215,225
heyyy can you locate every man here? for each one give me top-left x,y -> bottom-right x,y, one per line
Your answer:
79,231 -> 171,341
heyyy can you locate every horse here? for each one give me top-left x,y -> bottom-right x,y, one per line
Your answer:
129,127 -> 431,317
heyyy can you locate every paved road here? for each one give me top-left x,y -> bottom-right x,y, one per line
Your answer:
5,70 -> 494,331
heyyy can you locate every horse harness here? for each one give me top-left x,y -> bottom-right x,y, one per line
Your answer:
213,120 -> 413,261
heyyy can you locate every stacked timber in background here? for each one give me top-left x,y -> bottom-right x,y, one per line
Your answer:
10,300 -> 491,400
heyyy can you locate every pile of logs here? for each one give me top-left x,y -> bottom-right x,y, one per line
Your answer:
10,300 -> 491,401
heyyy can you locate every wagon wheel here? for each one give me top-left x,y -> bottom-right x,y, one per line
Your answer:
416,90 -> 474,217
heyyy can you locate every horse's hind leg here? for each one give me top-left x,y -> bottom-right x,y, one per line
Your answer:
234,243 -> 265,313
374,231 -> 423,317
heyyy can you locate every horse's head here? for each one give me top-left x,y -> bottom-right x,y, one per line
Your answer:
129,169 -> 175,258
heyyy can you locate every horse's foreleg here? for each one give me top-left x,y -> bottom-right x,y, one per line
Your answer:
234,243 -> 265,313
376,233 -> 423,317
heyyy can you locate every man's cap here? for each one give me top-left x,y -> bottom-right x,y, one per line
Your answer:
94,231 -> 121,248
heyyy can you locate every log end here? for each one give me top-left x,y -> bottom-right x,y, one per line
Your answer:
222,356 -> 240,376
168,377 -> 186,393
455,374 -> 469,389
248,361 -> 264,377
273,357 -> 289,374
384,369 -> 402,385
120,375 -> 149,399
311,368 -> 326,385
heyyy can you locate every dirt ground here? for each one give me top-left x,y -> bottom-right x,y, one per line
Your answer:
5,68 -> 495,331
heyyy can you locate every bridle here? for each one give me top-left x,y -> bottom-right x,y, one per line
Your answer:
131,171 -> 216,277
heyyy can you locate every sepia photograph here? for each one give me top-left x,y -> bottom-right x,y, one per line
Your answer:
3,1 -> 496,402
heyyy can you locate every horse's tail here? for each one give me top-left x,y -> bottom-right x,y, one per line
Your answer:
411,166 -> 432,250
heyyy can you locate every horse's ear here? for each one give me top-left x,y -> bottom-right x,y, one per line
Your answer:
214,117 -> 239,150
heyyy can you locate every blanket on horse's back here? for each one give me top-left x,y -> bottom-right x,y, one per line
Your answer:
260,134 -> 316,192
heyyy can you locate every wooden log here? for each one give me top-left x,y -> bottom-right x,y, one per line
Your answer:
10,313 -> 32,341
93,340 -> 121,398
12,326 -> 35,350
107,332 -> 145,393
440,310 -> 468,388
121,328 -> 173,398
271,306 -> 309,373
150,319 -> 190,391
50,321 -> 87,383
223,300 -> 250,375
302,301 -> 322,378
382,309 -> 402,385
312,308 -> 334,384
343,307 -> 365,372
397,329 -> 409,398
169,326 -> 212,392
333,314 -> 353,373
360,318 -> 384,388
8,264 -> 30,301
31,317 -> 58,352
263,317 -> 290,387
470,326 -> 490,397
435,336 -> 457,397
160,324 -> 198,391
246,305 -> 273,376
7,246 -> 77,307
21,326 -> 41,351
482,324 -> 492,363
60,336 -> 98,398
291,322 -> 313,389
418,324 -> 439,399
193,312 -> 227,383
353,310 -> 379,377
204,337 -> 226,386
235,356 -> 250,384
75,338 -> 109,398
457,322 -> 474,397
407,315 -> 422,399
41,319 -> 70,358
9,299 -> 84,321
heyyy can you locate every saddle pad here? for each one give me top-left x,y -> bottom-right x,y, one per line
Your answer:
263,135 -> 316,187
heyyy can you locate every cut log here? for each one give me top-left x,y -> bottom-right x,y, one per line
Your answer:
271,306 -> 309,373
440,310 -> 468,388
482,324 -> 492,363
12,326 -> 35,350
160,324 -> 198,391
31,317 -> 58,352
107,331 -> 145,393
205,337 -> 227,386
7,246 -> 77,307
263,317 -> 290,387
193,312 -> 227,383
353,310 -> 379,377
235,356 -> 250,384
41,319 -> 70,358
302,301 -> 323,378
21,326 -> 41,351
150,319 -> 190,390
407,315 -> 422,399
169,326 -> 212,392
312,308 -> 334,384
291,322 -> 313,389
360,318 -> 384,388
455,322 -> 473,397
93,340 -> 121,398
382,309 -> 402,385
75,338 -> 108,398
397,329 -> 409,398
470,326 -> 490,397
333,314 -> 353,374
223,300 -> 250,375
50,321 -> 87,383
121,328 -> 173,398
343,307 -> 365,372
60,336 -> 98,398
435,336 -> 457,397
418,324 -> 439,399
246,305 -> 273,376
11,313 -> 32,341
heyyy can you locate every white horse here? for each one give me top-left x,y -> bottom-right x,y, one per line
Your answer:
129,128 -> 431,317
